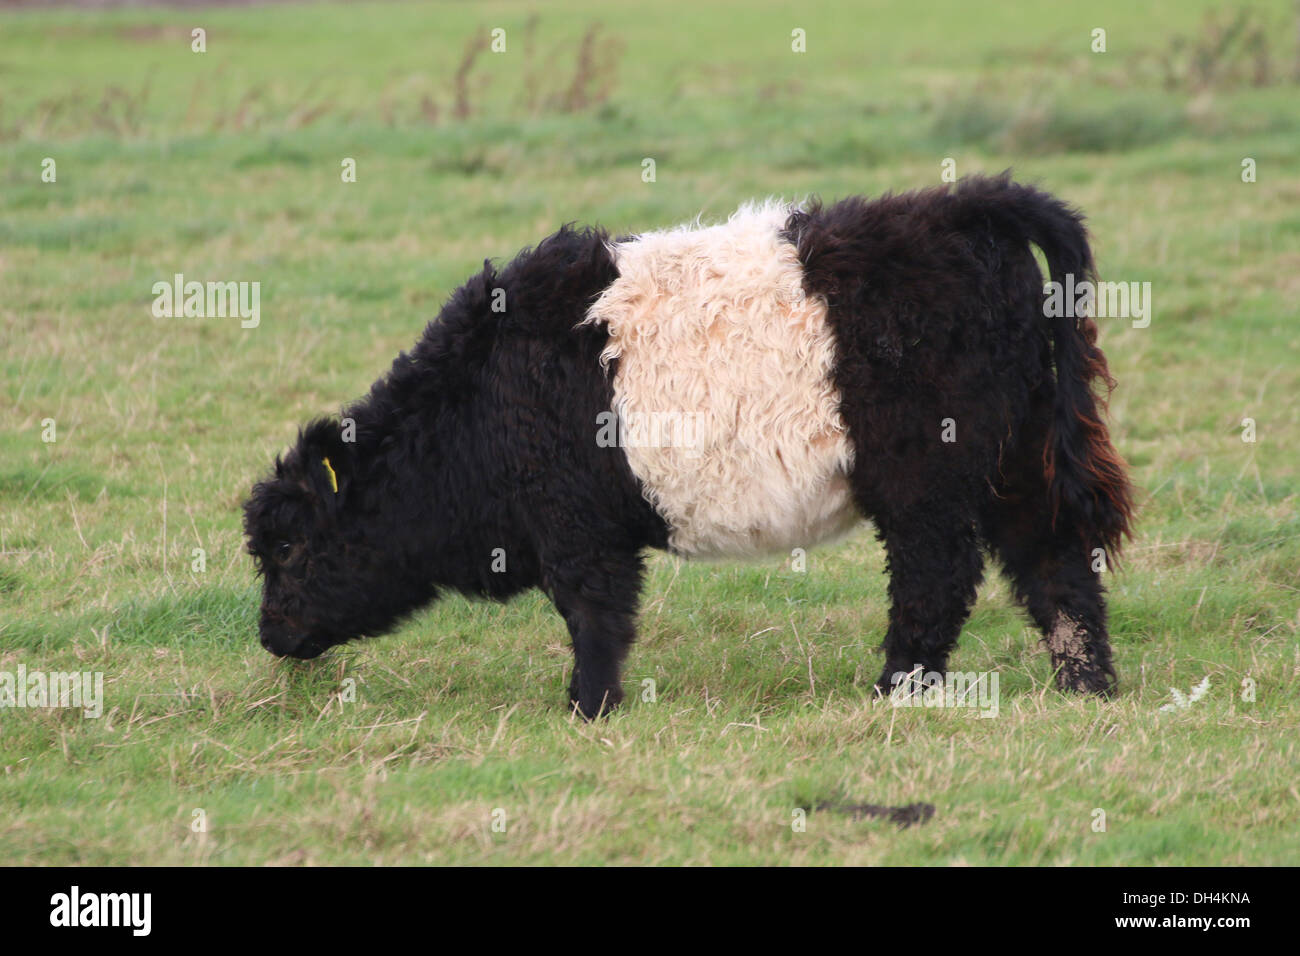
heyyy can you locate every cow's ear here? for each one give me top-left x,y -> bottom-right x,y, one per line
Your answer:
299,419 -> 351,509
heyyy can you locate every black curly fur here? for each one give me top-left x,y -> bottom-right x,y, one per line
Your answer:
785,173 -> 1133,696
244,175 -> 1134,716
244,225 -> 668,717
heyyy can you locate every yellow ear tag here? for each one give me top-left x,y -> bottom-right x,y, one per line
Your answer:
321,456 -> 339,494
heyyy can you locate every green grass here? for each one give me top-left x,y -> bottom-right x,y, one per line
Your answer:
1,0 -> 1298,865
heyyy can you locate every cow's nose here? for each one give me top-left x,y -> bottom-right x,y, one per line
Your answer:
259,628 -> 294,657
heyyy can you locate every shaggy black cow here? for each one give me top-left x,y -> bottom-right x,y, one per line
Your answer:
244,173 -> 1133,718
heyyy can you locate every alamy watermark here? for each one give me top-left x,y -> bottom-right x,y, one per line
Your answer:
0,665 -> 104,718
151,273 -> 260,328
596,410 -> 705,457
1044,273 -> 1152,329
50,886 -> 150,936
888,667 -> 1000,718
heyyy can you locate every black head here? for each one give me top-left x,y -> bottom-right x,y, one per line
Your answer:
242,419 -> 427,659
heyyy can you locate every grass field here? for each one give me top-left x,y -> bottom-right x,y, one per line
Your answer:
1,0 -> 1298,865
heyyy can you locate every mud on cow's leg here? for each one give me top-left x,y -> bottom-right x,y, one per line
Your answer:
981,437 -> 1119,697
1045,609 -> 1115,695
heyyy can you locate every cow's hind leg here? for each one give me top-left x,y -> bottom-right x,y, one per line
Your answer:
981,422 -> 1117,696
870,500 -> 985,696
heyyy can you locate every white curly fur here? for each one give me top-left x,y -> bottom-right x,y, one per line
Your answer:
584,201 -> 859,558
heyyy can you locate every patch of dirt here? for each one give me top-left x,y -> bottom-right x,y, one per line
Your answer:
815,800 -> 936,829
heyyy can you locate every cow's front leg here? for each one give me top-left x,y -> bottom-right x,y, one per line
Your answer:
563,602 -> 632,719
546,551 -> 646,720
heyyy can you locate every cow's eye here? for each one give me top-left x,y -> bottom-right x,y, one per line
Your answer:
275,541 -> 292,561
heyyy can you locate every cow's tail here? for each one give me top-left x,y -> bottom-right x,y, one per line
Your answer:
953,173 -> 1135,559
